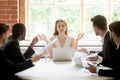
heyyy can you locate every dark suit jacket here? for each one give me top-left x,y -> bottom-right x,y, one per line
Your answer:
98,31 -> 117,67
2,35 -> 35,64
98,45 -> 120,79
0,49 -> 34,80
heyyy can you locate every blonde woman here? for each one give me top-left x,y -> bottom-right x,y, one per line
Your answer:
48,19 -> 78,58
41,19 -> 85,58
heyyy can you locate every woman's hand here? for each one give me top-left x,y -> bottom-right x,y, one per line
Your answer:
76,33 -> 84,41
39,34 -> 48,43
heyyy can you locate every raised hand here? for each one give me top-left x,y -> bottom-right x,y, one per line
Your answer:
76,33 -> 84,41
39,34 -> 48,43
30,35 -> 39,48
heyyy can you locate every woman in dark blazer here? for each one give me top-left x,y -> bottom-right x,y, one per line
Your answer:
0,23 -> 41,80
2,23 -> 40,64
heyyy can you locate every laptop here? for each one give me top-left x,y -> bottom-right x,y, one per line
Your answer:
52,47 -> 75,61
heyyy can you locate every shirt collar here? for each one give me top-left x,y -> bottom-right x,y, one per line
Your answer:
116,44 -> 120,50
101,31 -> 108,44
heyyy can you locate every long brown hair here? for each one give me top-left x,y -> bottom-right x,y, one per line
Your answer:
53,19 -> 68,36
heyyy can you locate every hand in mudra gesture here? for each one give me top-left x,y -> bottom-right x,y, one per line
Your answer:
76,33 -> 84,41
38,34 -> 48,43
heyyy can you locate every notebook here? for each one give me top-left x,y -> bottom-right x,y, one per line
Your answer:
52,47 -> 75,61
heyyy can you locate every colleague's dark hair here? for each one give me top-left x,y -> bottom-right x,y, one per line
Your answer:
12,23 -> 26,38
0,23 -> 9,35
109,21 -> 120,37
91,15 -> 107,31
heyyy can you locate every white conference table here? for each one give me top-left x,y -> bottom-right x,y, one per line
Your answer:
16,58 -> 114,80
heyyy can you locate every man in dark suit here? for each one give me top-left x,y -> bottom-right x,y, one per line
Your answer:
87,15 -> 116,67
0,23 -> 41,80
86,21 -> 120,79
2,23 -> 41,64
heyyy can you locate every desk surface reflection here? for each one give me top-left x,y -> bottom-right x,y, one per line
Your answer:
16,58 -> 114,80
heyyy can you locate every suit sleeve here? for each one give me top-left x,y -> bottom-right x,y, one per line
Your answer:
4,40 -> 27,63
23,47 -> 35,59
15,59 -> 34,72
98,69 -> 120,79
98,69 -> 115,77
0,50 -> 34,74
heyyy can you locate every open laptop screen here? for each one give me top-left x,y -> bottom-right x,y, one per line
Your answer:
52,48 -> 75,61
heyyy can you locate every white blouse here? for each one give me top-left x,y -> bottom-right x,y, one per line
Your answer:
54,36 -> 72,48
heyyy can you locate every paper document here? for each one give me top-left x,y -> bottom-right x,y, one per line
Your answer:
81,58 -> 97,67
86,53 -> 98,58
39,38 -> 58,54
